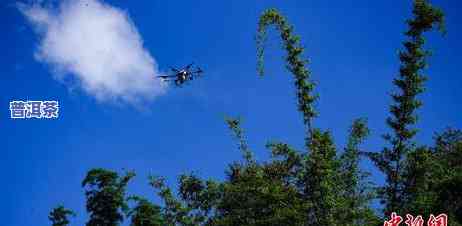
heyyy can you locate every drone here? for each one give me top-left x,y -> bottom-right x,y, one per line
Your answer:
157,63 -> 203,86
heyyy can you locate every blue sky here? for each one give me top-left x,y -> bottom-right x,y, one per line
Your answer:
2,0 -> 461,225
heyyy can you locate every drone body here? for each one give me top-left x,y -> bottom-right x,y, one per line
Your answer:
157,63 -> 203,86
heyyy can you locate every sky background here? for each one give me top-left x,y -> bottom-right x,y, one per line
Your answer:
1,0 -> 461,225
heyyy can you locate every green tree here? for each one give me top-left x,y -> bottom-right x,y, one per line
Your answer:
256,8 -> 317,141
82,168 -> 135,226
127,196 -> 165,226
49,205 -> 75,226
149,175 -> 203,225
403,129 -> 462,225
213,118 -> 306,226
256,8 -> 343,226
147,118 -> 307,225
338,119 -> 378,225
431,128 -> 462,223
366,0 -> 445,216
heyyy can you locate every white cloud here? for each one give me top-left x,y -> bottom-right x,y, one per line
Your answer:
19,0 -> 167,104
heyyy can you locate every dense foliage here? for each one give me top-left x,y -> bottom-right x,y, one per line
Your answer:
50,1 -> 460,225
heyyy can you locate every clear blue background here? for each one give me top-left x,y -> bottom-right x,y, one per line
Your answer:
1,1 -> 461,225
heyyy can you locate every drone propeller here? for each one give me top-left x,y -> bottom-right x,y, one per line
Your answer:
193,67 -> 203,76
170,67 -> 179,73
185,62 -> 194,70
157,75 -> 176,78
